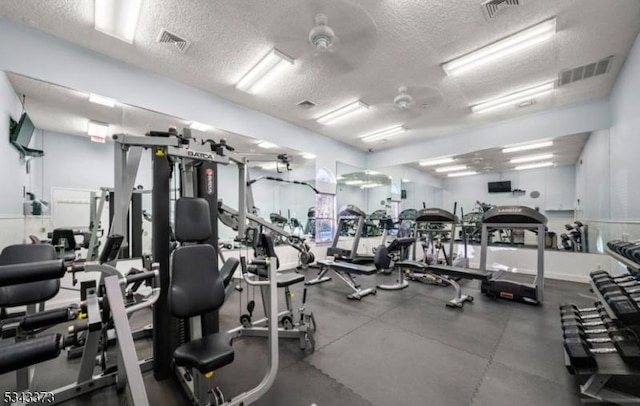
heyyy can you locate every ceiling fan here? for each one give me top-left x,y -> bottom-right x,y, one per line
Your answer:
273,0 -> 378,75
367,85 -> 444,118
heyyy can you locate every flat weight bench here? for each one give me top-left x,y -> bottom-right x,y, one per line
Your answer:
403,261 -> 493,308
306,259 -> 377,300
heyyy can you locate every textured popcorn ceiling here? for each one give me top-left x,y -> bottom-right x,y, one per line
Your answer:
2,0 -> 639,152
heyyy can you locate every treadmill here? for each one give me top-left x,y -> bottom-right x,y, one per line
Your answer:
327,205 -> 375,264
479,206 -> 547,304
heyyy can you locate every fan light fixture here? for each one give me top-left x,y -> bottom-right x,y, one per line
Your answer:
236,49 -> 294,94
419,158 -> 455,167
443,19 -> 557,76
89,93 -> 116,108
94,0 -> 143,44
317,100 -> 369,125
359,126 -> 406,143
510,153 -> 554,164
471,82 -> 555,114
515,162 -> 554,171
503,141 -> 553,153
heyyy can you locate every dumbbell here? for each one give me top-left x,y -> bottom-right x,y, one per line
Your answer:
602,292 -> 640,325
561,313 -> 618,330
560,303 -> 602,320
591,270 -> 637,284
564,333 -> 640,370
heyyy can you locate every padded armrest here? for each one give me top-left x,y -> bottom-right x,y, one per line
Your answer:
0,260 -> 65,287
220,257 -> 239,288
0,334 -> 62,374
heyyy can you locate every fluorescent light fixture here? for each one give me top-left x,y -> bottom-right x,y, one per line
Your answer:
436,165 -> 468,173
302,153 -> 316,159
236,48 -> 294,94
443,19 -> 556,76
257,141 -> 277,149
94,0 -> 143,44
360,183 -> 382,189
515,161 -> 554,171
510,153 -> 554,164
88,120 -> 109,138
345,180 -> 364,186
447,171 -> 477,178
89,93 -> 116,107
359,125 -> 406,143
189,122 -> 211,132
471,82 -> 555,114
402,179 -> 411,182
90,136 -> 106,144
365,170 -> 380,175
502,141 -> 553,153
336,175 -> 345,180
317,100 -> 369,125
419,157 -> 455,167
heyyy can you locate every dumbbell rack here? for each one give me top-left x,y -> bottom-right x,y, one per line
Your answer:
562,247 -> 640,405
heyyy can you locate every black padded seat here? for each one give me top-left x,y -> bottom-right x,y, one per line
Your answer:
247,263 -> 305,287
219,257 -> 239,288
173,332 -> 234,374
0,244 -> 60,307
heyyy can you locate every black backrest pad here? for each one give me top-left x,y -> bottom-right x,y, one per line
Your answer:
175,198 -> 212,243
259,233 -> 280,269
169,245 -> 225,318
374,245 -> 391,270
0,244 -> 60,307
51,228 -> 77,250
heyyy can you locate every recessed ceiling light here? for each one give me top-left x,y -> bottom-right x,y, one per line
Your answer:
471,82 -> 555,114
447,171 -> 477,178
89,93 -> 116,108
236,48 -> 294,94
515,162 -> 554,170
189,122 -> 211,132
345,180 -> 364,186
360,183 -> 383,189
316,100 -> 369,125
88,120 -> 109,139
257,141 -> 277,149
419,157 -> 455,167
436,165 -> 468,173
359,126 -> 406,143
503,141 -> 553,153
94,0 -> 143,44
443,19 -> 557,76
510,153 -> 554,164
302,153 -> 316,159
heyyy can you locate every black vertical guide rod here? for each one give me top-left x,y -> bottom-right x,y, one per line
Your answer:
109,190 -> 131,258
131,193 -> 142,258
152,147 -> 175,379
196,161 -> 221,336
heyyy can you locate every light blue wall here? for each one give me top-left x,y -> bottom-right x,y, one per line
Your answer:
0,71 -> 28,215
576,31 -> 640,222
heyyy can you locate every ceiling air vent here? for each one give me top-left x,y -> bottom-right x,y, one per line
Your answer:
558,56 -> 614,87
156,28 -> 191,53
481,0 -> 522,20
296,100 -> 317,109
